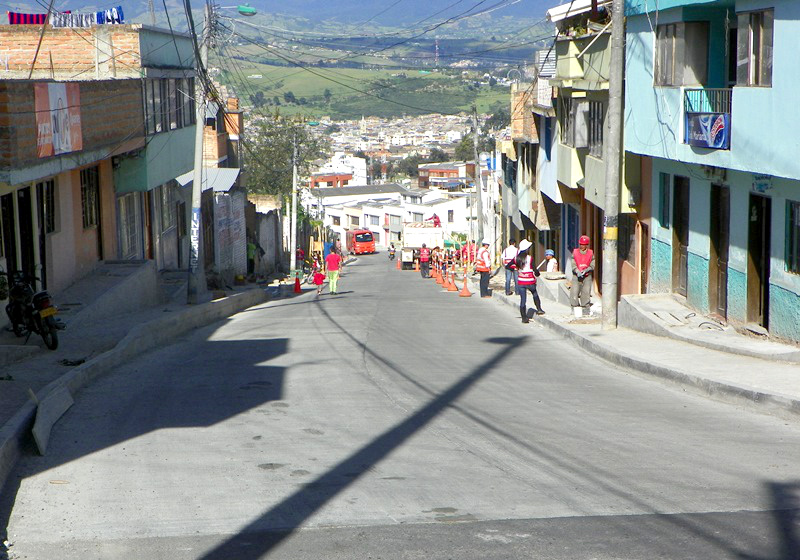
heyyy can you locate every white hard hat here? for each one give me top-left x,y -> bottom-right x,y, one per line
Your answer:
481,239 -> 489,245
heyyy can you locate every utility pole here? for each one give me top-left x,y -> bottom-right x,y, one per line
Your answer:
601,0 -> 624,329
289,133 -> 299,278
188,3 -> 209,304
472,107 -> 484,243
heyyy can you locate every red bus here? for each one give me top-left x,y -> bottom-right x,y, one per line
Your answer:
346,229 -> 376,254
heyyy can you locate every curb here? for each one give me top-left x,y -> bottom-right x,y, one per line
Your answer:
0,288 -> 268,493
469,279 -> 800,422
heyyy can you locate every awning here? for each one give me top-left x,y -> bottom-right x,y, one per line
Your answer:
176,167 -> 241,192
546,0 -> 611,23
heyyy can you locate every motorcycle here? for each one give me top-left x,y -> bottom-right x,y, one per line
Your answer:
1,269 -> 60,350
388,248 -> 396,261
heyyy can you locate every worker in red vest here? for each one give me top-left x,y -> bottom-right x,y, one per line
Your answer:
419,243 -> 431,278
571,235 -> 595,314
516,239 -> 544,322
476,239 -> 492,297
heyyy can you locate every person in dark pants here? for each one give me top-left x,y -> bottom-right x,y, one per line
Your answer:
516,239 -> 544,323
476,239 -> 492,298
419,243 -> 431,278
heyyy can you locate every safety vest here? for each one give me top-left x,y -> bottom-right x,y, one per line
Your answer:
517,255 -> 537,285
419,247 -> 430,262
476,247 -> 491,272
572,248 -> 594,272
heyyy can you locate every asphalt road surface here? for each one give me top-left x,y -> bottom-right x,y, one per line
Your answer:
3,254 -> 800,559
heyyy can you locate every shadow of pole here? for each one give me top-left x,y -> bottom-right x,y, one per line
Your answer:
199,336 -> 526,560
767,481 -> 800,560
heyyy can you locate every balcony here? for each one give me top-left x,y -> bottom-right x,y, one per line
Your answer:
683,88 -> 732,150
552,32 -> 610,90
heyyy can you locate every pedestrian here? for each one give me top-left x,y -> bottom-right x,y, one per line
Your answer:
313,264 -> 326,296
325,249 -> 342,295
419,243 -> 431,278
476,239 -> 492,298
543,249 -> 559,273
247,237 -> 256,276
501,238 -> 519,295
516,239 -> 544,323
571,235 -> 595,314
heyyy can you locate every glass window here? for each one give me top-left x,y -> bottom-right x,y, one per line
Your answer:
448,209 -> 454,222
168,79 -> 178,130
412,212 -> 423,222
80,166 -> 100,229
370,215 -> 379,226
737,10 -> 773,87
588,100 -> 605,158
332,216 -> 340,226
355,232 -> 373,242
786,201 -> 800,274
655,22 -> 709,86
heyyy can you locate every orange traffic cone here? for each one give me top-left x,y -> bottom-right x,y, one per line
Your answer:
435,267 -> 444,285
414,260 -> 419,272
294,276 -> 302,293
446,269 -> 458,291
459,267 -> 472,297
396,257 -> 401,270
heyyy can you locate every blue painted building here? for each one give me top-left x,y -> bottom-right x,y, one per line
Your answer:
625,0 -> 800,342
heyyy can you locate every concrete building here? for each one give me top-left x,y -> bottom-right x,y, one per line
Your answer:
625,0 -> 800,342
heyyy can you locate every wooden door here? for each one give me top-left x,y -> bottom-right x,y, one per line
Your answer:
672,176 -> 690,297
709,185 -> 730,319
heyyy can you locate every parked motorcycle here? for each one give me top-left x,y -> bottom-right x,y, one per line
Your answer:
1,269 -> 60,350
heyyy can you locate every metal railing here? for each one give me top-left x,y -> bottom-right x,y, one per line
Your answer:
684,88 -> 732,114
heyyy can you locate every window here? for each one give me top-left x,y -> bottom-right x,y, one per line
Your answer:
80,166 -> 100,229
786,201 -> 800,274
412,212 -> 423,222
588,101 -> 605,158
448,209 -> 454,223
160,183 -> 177,231
659,172 -> 671,229
370,215 -> 379,226
559,96 -> 589,148
36,179 -> 57,234
737,10 -> 773,87
118,193 -> 139,259
655,22 -> 709,86
144,78 -> 196,135
389,215 -> 402,227
333,216 -> 341,226
355,232 -> 373,242
350,216 -> 360,227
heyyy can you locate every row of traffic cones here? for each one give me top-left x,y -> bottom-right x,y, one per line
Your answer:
429,262 -> 471,297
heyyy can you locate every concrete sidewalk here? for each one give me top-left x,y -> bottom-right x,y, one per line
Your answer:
0,287 -> 269,494
465,271 -> 800,422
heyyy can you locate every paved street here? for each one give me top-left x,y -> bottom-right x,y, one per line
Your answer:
2,255 -> 800,560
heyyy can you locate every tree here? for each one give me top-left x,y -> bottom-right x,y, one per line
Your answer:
484,106 -> 510,132
454,136 -> 474,161
250,91 -> 266,108
397,154 -> 423,178
323,88 -> 333,104
245,115 -> 330,196
488,76 -> 498,87
283,91 -> 297,104
427,148 -> 448,163
353,150 -> 367,159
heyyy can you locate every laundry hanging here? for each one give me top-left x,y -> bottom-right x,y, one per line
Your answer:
49,6 -> 125,27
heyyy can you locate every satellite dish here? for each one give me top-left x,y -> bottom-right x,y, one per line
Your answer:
507,69 -> 522,83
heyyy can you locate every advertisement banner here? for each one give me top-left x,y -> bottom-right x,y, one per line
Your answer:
685,112 -> 730,150
34,83 -> 83,158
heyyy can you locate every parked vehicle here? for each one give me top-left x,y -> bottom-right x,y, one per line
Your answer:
1,269 -> 60,350
346,229 -> 376,255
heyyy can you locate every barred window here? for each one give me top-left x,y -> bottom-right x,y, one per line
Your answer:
588,101 -> 605,158
80,167 -> 100,229
36,178 -> 57,234
144,78 -> 196,135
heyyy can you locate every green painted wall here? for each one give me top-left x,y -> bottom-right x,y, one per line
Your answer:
687,252 -> 710,312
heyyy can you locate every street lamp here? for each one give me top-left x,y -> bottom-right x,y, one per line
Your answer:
218,4 -> 257,16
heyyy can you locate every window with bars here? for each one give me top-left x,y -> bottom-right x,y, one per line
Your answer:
659,172 -> 671,229
559,96 -> 589,149
80,167 -> 100,229
588,101 -> 605,158
737,10 -> 773,87
786,201 -> 800,274
37,178 -> 57,234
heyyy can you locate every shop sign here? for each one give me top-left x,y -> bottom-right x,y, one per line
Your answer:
34,83 -> 83,158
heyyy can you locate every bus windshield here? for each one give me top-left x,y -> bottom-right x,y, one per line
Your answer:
355,232 -> 373,243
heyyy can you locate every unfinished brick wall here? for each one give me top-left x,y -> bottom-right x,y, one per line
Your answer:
0,79 -> 144,171
0,25 -> 144,79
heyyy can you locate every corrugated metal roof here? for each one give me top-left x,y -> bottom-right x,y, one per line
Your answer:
312,183 -> 410,197
176,167 -> 240,192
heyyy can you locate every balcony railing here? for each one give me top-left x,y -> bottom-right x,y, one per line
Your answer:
684,88 -> 732,114
683,88 -> 732,150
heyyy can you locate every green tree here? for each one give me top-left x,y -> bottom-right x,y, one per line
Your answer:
246,116 -> 330,196
397,154 -> 424,178
323,88 -> 333,104
484,105 -> 510,132
283,91 -> 297,104
427,148 -> 448,163
454,136 -> 474,161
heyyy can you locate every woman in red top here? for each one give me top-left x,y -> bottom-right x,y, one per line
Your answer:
325,250 -> 342,294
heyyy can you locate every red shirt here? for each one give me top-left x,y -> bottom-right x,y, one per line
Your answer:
325,252 -> 342,271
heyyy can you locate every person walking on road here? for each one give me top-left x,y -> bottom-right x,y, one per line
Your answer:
325,250 -> 343,295
501,238 -> 519,295
477,239 -> 492,298
516,239 -> 544,323
571,235 -> 595,314
419,243 -> 431,278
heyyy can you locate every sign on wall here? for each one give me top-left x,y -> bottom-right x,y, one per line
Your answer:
34,83 -> 83,158
685,113 -> 730,150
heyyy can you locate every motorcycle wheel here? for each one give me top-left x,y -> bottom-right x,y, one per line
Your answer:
41,316 -> 59,350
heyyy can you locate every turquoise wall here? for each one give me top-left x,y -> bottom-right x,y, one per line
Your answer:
115,127 -> 195,193
626,0 -> 718,16
687,252 -> 710,312
770,283 -> 800,342
140,28 -> 195,70
651,238 -> 672,293
625,1 -> 800,182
